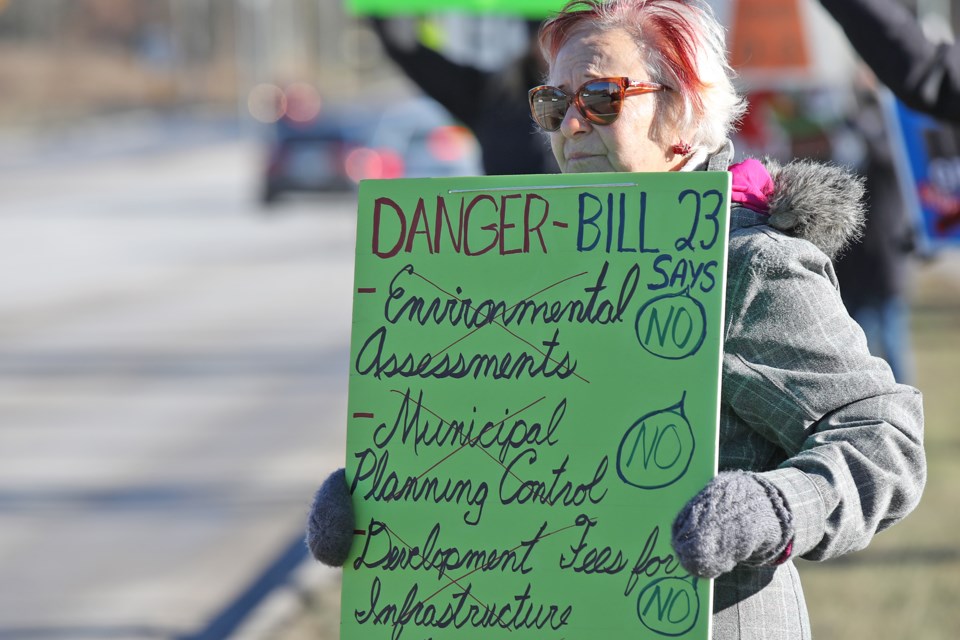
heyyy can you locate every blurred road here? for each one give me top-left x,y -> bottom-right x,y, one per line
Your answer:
0,124 -> 353,638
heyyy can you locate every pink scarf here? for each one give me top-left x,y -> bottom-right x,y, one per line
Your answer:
729,158 -> 773,215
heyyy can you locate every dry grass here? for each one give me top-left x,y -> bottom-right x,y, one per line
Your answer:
801,255 -> 960,639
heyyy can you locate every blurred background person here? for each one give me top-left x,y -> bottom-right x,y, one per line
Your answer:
371,16 -> 558,175
819,0 -> 960,122
833,76 -> 919,383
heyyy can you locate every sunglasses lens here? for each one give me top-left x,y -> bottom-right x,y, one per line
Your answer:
579,81 -> 621,124
530,80 -> 629,131
530,87 -> 569,131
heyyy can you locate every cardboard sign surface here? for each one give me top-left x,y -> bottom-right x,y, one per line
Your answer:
341,171 -> 730,639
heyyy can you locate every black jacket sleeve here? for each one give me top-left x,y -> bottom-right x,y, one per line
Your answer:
819,0 -> 960,122
370,18 -> 486,128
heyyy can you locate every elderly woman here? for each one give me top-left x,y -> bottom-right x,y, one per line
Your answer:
308,1 -> 925,637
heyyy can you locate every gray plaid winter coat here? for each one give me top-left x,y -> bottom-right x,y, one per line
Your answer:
703,144 -> 926,639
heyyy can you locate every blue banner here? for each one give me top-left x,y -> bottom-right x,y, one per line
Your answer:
889,97 -> 960,246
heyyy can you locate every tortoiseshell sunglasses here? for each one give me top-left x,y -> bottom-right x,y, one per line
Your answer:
528,77 -> 671,132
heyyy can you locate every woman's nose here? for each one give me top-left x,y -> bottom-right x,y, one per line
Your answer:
559,104 -> 591,137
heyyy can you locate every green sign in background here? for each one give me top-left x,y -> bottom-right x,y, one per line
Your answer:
346,0 -> 565,17
342,171 -> 731,639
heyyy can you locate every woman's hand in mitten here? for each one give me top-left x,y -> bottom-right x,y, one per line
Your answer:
670,471 -> 794,578
306,468 -> 355,567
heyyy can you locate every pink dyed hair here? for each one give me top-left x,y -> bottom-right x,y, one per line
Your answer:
538,0 -> 745,151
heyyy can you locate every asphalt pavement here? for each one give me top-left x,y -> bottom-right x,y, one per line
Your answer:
0,121 -> 354,639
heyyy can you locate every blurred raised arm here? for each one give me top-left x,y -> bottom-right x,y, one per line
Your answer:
819,0 -> 960,121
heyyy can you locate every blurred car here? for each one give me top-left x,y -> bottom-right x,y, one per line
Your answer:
261,97 -> 482,203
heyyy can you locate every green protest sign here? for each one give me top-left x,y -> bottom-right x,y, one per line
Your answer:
346,0 -> 565,17
341,171 -> 730,639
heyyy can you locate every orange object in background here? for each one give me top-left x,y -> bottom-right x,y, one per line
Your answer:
730,0 -> 810,72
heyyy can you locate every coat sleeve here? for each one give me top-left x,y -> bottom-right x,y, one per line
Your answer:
721,229 -> 926,561
819,0 -> 960,122
370,18 -> 486,128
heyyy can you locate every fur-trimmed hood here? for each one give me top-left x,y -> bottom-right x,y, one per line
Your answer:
760,158 -> 866,259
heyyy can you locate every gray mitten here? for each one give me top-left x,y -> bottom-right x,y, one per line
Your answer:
305,468 -> 355,567
671,471 -> 794,578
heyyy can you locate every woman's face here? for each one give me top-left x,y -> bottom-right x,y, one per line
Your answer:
548,26 -> 681,174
